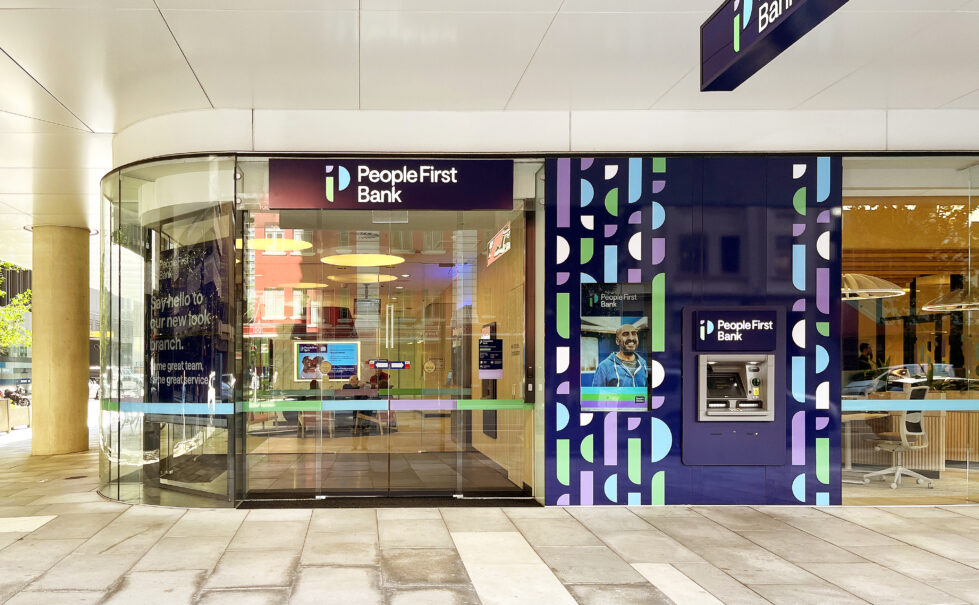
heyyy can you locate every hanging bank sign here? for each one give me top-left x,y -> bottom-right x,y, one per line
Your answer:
269,158 -> 514,211
701,0 -> 848,92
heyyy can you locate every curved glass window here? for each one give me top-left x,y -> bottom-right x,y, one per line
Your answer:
100,154 -> 540,506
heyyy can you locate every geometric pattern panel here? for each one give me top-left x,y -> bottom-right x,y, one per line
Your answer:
544,156 -> 842,506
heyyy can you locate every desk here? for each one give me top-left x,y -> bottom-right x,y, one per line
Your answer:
841,413 -> 887,481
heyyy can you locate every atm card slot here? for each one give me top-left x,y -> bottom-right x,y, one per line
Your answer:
736,401 -> 762,409
706,401 -> 729,409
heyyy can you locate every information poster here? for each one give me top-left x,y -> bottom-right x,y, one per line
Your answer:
149,240 -> 230,404
478,339 -> 504,380
295,342 -> 359,381
580,283 -> 651,408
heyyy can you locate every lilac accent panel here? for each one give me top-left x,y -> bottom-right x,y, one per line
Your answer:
792,411 -> 806,465
793,223 -> 806,236
629,210 -> 642,225
628,268 -> 642,283
792,299 -> 806,312
816,268 -> 830,314
557,272 -> 570,285
558,158 -> 570,228
817,209 -> 831,224
581,158 -> 594,170
627,417 -> 641,431
581,471 -> 594,506
557,381 -> 570,395
815,416 -> 829,431
649,396 -> 665,410
652,180 -> 666,194
652,238 -> 666,265
390,399 -> 455,411
605,224 -> 618,237
604,412 -> 618,466
557,494 -> 570,505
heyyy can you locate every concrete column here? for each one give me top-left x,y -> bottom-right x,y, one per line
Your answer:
31,225 -> 89,455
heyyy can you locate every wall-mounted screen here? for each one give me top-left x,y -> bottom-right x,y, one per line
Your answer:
294,341 -> 359,382
580,283 -> 651,410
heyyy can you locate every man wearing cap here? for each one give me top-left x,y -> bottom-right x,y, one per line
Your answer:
591,323 -> 648,387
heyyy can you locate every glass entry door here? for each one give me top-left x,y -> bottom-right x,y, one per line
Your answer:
238,204 -> 533,499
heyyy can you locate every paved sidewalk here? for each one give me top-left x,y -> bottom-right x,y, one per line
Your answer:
1,430 -> 979,604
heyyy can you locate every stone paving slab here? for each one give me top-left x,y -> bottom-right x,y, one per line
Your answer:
1,429 -> 979,604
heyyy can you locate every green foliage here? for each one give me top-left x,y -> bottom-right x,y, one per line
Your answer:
0,262 -> 31,350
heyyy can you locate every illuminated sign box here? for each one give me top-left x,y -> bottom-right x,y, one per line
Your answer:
701,0 -> 848,92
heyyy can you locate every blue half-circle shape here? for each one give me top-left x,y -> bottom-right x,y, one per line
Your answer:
338,166 -> 350,191
604,474 -> 618,503
556,402 -> 569,431
792,473 -> 806,502
815,345 -> 829,374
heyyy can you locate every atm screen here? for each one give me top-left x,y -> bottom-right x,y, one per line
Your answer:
706,372 -> 745,398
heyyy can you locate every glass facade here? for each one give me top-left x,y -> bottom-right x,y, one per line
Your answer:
100,155 -> 539,505
841,157 -> 979,504
100,152 -> 979,508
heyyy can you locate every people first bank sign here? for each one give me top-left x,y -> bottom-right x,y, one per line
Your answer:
701,0 -> 848,91
268,159 -> 513,211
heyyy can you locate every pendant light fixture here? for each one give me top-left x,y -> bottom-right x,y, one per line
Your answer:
841,273 -> 905,301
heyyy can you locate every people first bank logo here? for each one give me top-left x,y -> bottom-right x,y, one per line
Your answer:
699,319 -> 715,340
735,0 -> 794,51
325,163 -> 460,204
733,0 -> 751,52
324,165 -> 350,203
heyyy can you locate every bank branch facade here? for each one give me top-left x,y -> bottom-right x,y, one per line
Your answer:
99,153 -> 979,508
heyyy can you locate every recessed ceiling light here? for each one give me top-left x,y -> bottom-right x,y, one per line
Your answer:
237,238 -> 312,252
395,286 -> 404,290
400,274 -> 410,278
327,274 -> 398,284
321,253 -> 405,267
280,282 -> 329,289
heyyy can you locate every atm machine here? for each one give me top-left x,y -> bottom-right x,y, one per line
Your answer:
682,307 -> 786,466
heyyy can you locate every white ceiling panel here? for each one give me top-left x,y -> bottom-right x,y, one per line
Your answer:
0,1 -> 152,7
802,12 -> 979,110
509,12 -> 702,110
362,0 -> 559,12
164,9 -> 360,110
0,168 -> 106,196
359,11 -> 554,110
561,0 -> 718,13
0,111 -> 79,134
0,8 -> 210,132
0,193 -> 102,220
159,0 -> 356,8
0,133 -> 111,169
0,52 -> 90,130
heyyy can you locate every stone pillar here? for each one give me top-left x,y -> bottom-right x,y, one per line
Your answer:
31,225 -> 89,455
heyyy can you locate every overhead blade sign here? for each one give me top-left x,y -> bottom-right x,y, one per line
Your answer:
701,0 -> 848,92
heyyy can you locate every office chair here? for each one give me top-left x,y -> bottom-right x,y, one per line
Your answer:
862,385 -> 934,489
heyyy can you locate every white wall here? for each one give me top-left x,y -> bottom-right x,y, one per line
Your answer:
113,108 -> 979,168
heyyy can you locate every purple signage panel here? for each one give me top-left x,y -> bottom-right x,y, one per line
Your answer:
693,309 -> 778,352
701,0 -> 848,91
269,158 -> 514,211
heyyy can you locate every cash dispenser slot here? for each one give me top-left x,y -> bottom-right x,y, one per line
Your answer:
698,354 -> 775,422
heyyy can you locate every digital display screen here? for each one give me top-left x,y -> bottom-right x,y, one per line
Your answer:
706,372 -> 745,399
295,341 -> 359,382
